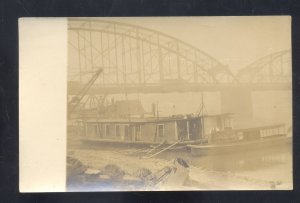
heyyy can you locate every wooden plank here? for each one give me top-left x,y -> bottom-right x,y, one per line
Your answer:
143,141 -> 180,159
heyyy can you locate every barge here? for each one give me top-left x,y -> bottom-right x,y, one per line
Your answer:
188,124 -> 292,156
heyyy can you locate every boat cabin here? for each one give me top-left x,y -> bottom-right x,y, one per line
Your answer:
76,113 -> 234,144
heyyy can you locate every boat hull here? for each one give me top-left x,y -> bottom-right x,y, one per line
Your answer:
79,136 -> 201,150
188,136 -> 292,156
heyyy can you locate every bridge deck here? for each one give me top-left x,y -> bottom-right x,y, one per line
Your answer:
68,82 -> 291,95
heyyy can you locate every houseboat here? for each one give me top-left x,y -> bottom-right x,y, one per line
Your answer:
72,113 -> 235,148
69,99 -> 291,155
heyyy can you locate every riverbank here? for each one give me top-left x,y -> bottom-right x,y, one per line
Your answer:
67,135 -> 292,191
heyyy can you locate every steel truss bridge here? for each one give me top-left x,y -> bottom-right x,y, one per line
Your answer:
68,18 -> 292,95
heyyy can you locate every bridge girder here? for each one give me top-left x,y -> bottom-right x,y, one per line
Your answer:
68,18 -> 236,87
68,19 -> 291,95
68,81 -> 291,95
236,50 -> 292,84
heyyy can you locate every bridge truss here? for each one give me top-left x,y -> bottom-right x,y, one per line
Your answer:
68,18 -> 291,94
68,18 -> 236,86
237,50 -> 291,84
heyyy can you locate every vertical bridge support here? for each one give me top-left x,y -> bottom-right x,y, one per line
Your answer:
221,88 -> 253,125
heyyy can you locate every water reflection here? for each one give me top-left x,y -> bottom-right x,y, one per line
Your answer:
159,144 -> 292,173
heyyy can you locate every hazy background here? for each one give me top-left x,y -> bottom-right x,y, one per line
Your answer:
68,17 -> 292,126
83,16 -> 291,73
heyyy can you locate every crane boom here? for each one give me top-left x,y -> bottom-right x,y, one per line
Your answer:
68,68 -> 103,116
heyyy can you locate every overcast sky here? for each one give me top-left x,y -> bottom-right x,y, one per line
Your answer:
102,16 -> 291,73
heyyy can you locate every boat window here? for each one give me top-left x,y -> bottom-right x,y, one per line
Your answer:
125,125 -> 129,137
116,125 -> 120,137
157,124 -> 164,137
280,126 -> 284,134
136,125 -> 141,140
106,125 -> 110,136
98,124 -> 103,137
136,125 -> 141,133
224,118 -> 232,129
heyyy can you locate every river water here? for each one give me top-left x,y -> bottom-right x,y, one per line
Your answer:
158,142 -> 292,189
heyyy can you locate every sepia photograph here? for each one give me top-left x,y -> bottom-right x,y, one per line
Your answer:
66,17 -> 292,191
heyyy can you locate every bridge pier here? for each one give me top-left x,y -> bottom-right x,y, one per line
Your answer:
220,88 -> 253,125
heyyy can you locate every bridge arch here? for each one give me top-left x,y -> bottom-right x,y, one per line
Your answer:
236,50 -> 292,84
68,18 -> 236,89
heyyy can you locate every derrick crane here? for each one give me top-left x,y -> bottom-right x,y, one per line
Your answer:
68,68 -> 103,117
